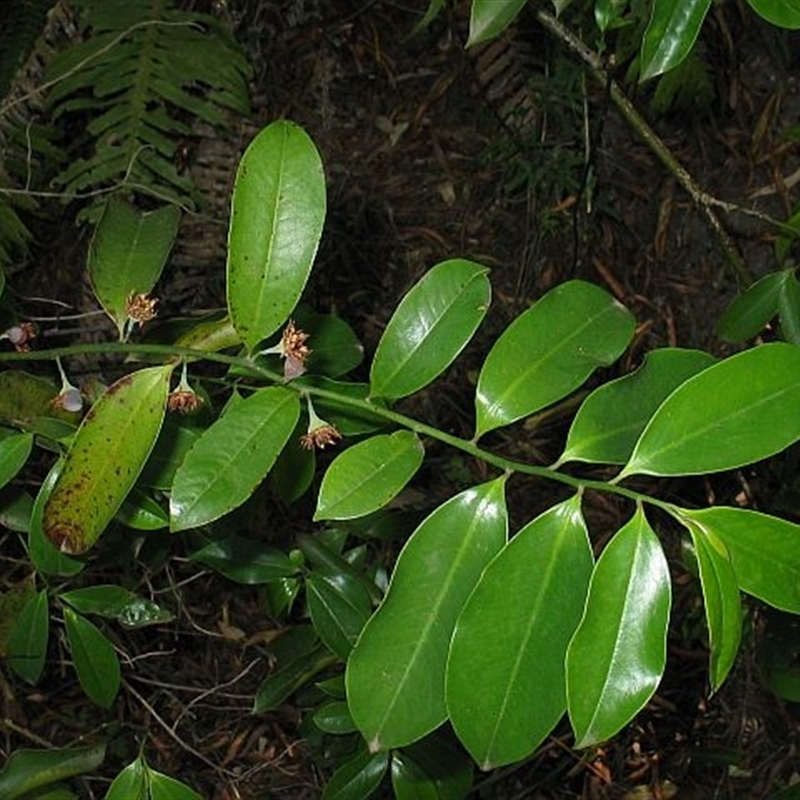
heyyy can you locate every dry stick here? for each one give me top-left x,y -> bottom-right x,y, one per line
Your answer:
122,679 -> 238,779
535,9 -> 754,286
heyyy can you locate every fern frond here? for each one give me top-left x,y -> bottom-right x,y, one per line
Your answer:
44,0 -> 251,210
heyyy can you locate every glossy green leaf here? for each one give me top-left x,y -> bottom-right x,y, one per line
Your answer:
140,413 -> 205,490
0,744 -> 105,800
676,507 -> 800,613
619,343 -> 800,479
170,387 -> 299,531
468,0 -> 528,46
370,259 -> 490,399
174,313 -> 241,354
227,120 -> 326,351
778,272 -> 800,345
640,0 -> 712,81
560,349 -> 715,465
105,757 -> 146,800
475,280 -> 634,438
322,749 -> 389,800
391,735 -> 473,800
298,309 -> 364,378
190,535 -> 297,584
29,461 -> 83,577
566,506 -> 670,748
148,770 -> 202,800
88,196 -> 180,336
315,431 -> 424,521
446,495 -> 593,768
117,598 -> 173,629
0,487 -> 33,532
747,0 -> 800,28
59,585 -> 136,616
63,608 -> 120,708
7,589 -> 49,684
716,270 -> 786,343
313,701 -> 358,734
307,570 -> 373,659
346,478 -> 508,751
253,643 -> 336,713
595,0 -> 630,32
115,489 -> 168,530
0,431 -> 33,490
681,519 -> 742,692
43,365 -> 172,554
271,422 -> 315,504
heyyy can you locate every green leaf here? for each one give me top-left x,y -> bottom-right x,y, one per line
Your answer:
43,365 -> 173,554
716,270 -> 786,343
566,506 -> 670,748
140,413 -> 205,490
411,0 -> 446,36
747,0 -> 800,28
59,585 -> 137,617
391,735 -> 473,800
115,489 -> 169,530
148,769 -> 202,800
313,701 -> 358,734
0,432 -> 33,491
29,460 -> 84,577
346,477 -> 508,751
189,535 -> 297,584
7,589 -> 49,684
640,0 -> 712,81
560,349 -> 716,465
63,608 -> 120,709
253,643 -> 336,713
116,598 -> 174,629
0,487 -> 33,533
271,422 -> 315,504
778,272 -> 800,345
0,744 -> 105,800
468,0 -> 528,46
681,519 -> 742,692
298,309 -> 364,378
88,197 -> 180,336
315,431 -> 424,521
170,387 -> 299,531
370,259 -> 491,399
595,0 -> 630,32
676,507 -> 800,613
227,120 -> 326,351
105,757 -> 146,800
446,495 -> 593,769
619,343 -> 800,479
475,280 -> 635,438
322,749 -> 389,800
307,570 -> 373,659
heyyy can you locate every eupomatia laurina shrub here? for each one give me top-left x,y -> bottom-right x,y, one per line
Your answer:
2,115 -> 800,798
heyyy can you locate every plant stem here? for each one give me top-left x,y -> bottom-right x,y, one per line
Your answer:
0,342 -> 676,513
534,9 -> 754,286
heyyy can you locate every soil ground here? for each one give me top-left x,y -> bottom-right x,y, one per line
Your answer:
3,1 -> 800,798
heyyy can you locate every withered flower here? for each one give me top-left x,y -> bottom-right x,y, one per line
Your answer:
1,321 -> 37,352
300,424 -> 342,451
259,320 -> 311,381
300,396 -> 342,451
168,362 -> 203,414
126,293 -> 158,326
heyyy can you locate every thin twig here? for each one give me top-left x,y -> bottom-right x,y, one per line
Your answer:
123,679 -> 238,779
535,9 -> 756,286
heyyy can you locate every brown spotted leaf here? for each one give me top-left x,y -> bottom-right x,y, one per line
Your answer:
43,365 -> 173,554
